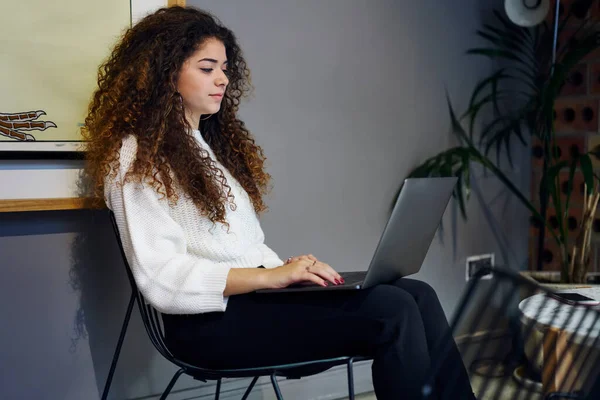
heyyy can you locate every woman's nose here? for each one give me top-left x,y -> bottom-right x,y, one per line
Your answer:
216,70 -> 228,86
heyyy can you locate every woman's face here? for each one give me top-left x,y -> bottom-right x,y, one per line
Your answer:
177,37 -> 229,126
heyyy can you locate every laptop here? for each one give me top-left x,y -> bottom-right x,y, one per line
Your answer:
256,176 -> 457,293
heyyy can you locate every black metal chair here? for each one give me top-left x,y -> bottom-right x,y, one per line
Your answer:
101,210 -> 369,400
422,266 -> 600,400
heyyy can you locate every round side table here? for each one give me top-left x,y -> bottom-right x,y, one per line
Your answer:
519,288 -> 600,396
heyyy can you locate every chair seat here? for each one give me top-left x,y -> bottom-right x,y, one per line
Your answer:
182,355 -> 370,381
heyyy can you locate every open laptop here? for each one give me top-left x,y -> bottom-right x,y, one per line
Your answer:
256,176 -> 457,293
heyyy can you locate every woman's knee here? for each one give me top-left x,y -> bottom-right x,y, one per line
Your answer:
365,285 -> 429,351
361,284 -> 420,319
393,278 -> 438,301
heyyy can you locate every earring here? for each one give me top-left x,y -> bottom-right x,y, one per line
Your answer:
174,92 -> 183,105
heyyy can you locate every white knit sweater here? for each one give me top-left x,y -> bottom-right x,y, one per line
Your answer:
104,129 -> 284,314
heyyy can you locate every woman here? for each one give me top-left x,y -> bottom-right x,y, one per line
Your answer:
83,6 -> 475,400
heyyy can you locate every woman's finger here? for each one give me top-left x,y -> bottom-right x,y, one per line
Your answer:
309,262 -> 342,285
304,254 -> 318,262
302,270 -> 328,287
315,261 -> 343,281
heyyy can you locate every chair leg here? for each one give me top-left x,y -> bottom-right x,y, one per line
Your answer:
270,374 -> 284,400
101,291 -> 136,400
241,376 -> 260,400
159,369 -> 185,400
214,378 -> 222,400
347,358 -> 355,400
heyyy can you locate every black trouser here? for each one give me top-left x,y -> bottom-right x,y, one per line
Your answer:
162,278 -> 475,400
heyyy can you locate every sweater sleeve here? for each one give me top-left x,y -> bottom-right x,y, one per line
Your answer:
105,136 -> 231,314
253,220 -> 284,269
258,243 -> 284,269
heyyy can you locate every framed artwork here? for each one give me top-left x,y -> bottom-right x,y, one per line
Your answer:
0,0 -> 132,159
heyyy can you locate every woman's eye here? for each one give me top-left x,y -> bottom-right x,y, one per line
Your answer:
200,68 -> 213,73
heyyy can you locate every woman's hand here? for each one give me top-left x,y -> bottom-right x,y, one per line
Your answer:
266,255 -> 344,289
285,254 -> 318,265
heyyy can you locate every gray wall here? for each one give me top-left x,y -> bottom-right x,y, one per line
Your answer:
0,0 -> 529,399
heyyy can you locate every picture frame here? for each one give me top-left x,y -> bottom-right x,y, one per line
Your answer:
0,0 -> 134,160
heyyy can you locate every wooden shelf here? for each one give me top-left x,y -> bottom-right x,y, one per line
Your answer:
167,0 -> 186,6
0,197 -> 97,212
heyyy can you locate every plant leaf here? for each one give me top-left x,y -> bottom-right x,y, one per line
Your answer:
504,133 -> 513,168
545,160 -> 569,241
468,70 -> 507,112
580,153 -> 594,195
455,172 -> 467,219
483,119 -> 526,159
476,26 -> 538,68
589,143 -> 600,160
446,91 -> 472,146
564,156 -> 578,216
544,160 -> 569,195
512,122 -> 526,146
407,145 -> 478,219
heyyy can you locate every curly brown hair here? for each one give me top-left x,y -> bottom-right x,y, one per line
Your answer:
83,6 -> 272,227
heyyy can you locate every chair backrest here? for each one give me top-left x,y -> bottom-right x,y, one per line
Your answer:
108,210 -> 183,367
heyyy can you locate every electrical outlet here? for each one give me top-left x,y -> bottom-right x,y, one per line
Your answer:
465,253 -> 494,281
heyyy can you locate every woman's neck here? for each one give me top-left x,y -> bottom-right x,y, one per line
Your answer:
185,110 -> 200,130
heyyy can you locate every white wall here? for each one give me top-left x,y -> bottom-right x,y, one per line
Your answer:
0,1 -> 530,399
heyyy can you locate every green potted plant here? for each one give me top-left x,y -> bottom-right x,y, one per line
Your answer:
407,4 -> 600,284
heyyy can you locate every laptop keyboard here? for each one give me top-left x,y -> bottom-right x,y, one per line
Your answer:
285,271 -> 367,289
339,271 -> 368,286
